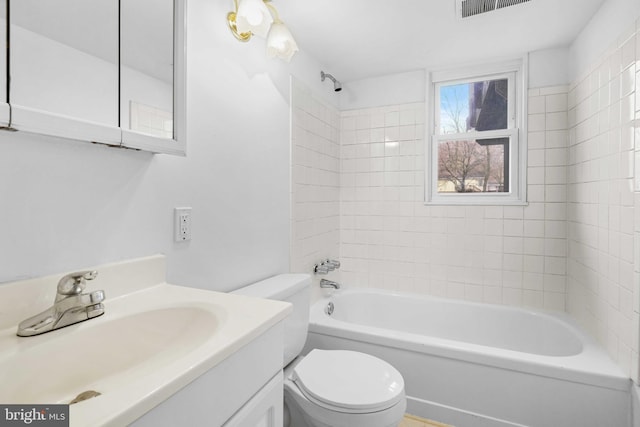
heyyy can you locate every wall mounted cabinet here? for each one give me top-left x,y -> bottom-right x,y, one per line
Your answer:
5,0 -> 186,155
0,1 -> 10,128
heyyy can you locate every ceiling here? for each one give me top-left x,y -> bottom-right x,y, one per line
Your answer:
281,0 -> 606,83
8,0 -> 607,86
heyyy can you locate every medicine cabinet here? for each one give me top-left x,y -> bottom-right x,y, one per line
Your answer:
5,0 -> 186,155
0,1 -> 9,127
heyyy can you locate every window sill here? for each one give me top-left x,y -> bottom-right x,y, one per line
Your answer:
425,199 -> 528,207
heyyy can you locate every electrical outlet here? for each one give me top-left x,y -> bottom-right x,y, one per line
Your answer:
174,207 -> 192,242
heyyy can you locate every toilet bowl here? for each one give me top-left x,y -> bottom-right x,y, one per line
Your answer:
283,349 -> 406,427
232,274 -> 407,427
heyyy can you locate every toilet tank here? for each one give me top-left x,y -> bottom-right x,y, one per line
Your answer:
232,274 -> 311,367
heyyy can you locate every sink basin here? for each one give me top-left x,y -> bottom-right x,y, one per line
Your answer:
0,305 -> 222,404
0,255 -> 292,427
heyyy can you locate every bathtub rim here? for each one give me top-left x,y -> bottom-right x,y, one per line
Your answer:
309,288 -> 629,393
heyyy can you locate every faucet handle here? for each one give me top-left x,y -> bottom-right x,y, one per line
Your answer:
57,270 -> 98,296
314,264 -> 330,275
326,259 -> 341,269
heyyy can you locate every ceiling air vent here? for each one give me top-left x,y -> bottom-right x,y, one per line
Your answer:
457,0 -> 531,19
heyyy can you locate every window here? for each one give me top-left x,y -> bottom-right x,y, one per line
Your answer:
426,60 -> 526,205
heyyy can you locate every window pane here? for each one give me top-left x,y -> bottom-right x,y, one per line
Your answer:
439,78 -> 508,134
437,138 -> 509,193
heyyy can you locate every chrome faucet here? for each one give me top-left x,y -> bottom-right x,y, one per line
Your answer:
17,270 -> 105,337
314,259 -> 341,275
320,279 -> 341,290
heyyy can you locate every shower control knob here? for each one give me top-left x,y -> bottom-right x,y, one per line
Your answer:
326,259 -> 341,269
314,264 -> 330,275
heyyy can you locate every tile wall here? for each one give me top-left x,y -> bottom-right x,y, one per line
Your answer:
567,19 -> 639,379
338,88 -> 568,311
290,18 -> 640,380
290,79 -> 341,297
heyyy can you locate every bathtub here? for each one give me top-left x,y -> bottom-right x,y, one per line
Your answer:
303,289 -> 631,427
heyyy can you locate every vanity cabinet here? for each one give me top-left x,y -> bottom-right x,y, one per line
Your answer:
5,0 -> 186,155
131,321 -> 285,427
223,372 -> 284,427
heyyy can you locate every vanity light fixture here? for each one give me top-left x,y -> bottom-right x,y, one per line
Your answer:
227,0 -> 298,62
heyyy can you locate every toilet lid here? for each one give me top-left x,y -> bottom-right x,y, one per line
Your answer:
292,349 -> 405,413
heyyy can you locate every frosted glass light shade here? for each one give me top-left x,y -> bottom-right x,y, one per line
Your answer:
236,0 -> 273,38
266,22 -> 298,62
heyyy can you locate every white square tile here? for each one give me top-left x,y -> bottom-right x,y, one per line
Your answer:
546,130 -> 568,149
504,236 -> 524,254
503,287 -> 523,305
545,185 -> 567,203
524,202 -> 545,220
371,112 -> 386,128
399,110 -> 416,126
523,289 -> 544,308
483,285 -> 503,304
621,36 -> 636,71
546,94 -> 568,113
528,96 -> 545,114
524,255 -> 544,273
385,111 -> 400,127
528,131 -> 546,149
370,128 -> 385,143
546,112 -> 568,131
543,292 -> 566,311
356,114 -> 371,130
524,220 -> 545,238
545,166 -> 566,185
528,114 -> 546,132
504,219 -> 524,236
342,116 -> 356,131
528,149 -> 545,167
545,203 -> 566,220
545,257 -> 566,275
523,237 -> 545,255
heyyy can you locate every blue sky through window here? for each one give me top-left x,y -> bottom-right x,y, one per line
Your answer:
439,83 -> 469,134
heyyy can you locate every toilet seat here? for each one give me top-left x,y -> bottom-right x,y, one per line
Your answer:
291,349 -> 405,414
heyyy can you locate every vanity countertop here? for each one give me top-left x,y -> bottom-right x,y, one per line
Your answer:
0,255 -> 291,426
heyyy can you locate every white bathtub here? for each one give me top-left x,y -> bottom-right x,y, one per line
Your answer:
304,289 -> 631,427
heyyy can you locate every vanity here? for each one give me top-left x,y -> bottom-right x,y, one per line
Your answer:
0,255 -> 291,426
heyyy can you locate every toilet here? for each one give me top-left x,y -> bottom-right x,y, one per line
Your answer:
233,274 -> 406,427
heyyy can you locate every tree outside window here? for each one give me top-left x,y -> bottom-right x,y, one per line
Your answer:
437,79 -> 509,194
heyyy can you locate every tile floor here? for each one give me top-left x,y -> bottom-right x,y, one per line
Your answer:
400,414 -> 453,427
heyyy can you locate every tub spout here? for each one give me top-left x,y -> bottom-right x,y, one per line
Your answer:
320,279 -> 341,290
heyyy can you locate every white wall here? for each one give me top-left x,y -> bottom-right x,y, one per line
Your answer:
569,0 -> 640,81
529,47 -> 570,88
0,0 -> 336,293
338,70 -> 426,111
339,54 -> 574,111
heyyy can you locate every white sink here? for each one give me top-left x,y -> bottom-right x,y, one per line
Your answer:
0,305 -> 221,404
0,256 -> 291,426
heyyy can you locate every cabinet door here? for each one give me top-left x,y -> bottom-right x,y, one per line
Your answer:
223,372 -> 284,427
9,0 -> 121,144
0,0 -> 9,127
120,0 -> 186,155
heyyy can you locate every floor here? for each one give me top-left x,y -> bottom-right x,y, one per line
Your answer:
400,414 -> 454,427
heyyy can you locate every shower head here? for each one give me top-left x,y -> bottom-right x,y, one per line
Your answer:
321,71 -> 342,92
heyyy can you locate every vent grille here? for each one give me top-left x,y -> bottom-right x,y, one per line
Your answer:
458,0 -> 531,19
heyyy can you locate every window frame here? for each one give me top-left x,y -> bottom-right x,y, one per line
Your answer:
425,59 -> 528,206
